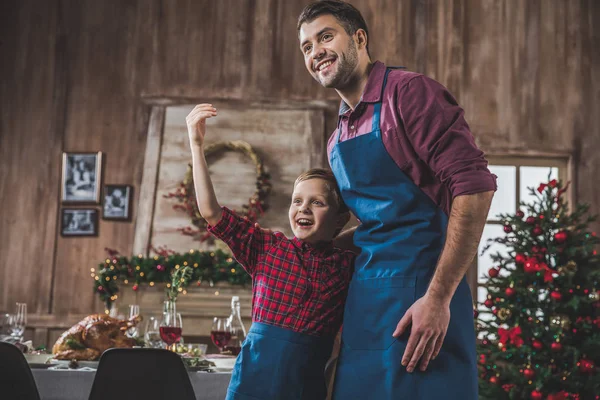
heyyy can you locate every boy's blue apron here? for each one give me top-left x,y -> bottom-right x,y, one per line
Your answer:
226,322 -> 334,400
329,69 -> 478,399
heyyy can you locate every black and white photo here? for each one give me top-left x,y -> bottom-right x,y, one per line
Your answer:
60,208 -> 98,236
61,152 -> 102,203
103,184 -> 132,220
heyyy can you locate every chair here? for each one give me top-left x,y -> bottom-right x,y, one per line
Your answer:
0,341 -> 41,400
88,348 -> 196,400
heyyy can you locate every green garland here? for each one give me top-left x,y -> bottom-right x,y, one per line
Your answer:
93,248 -> 251,310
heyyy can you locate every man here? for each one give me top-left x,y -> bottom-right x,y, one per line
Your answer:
297,1 -> 496,399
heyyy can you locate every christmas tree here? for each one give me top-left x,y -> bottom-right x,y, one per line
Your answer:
477,177 -> 600,399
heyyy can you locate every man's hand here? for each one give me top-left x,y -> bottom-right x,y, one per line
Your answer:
393,294 -> 450,373
186,104 -> 217,148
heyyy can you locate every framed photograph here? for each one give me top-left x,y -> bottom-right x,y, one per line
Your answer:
61,152 -> 102,203
102,184 -> 132,221
60,208 -> 99,237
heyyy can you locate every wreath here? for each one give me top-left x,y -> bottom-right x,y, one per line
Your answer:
166,141 -> 272,239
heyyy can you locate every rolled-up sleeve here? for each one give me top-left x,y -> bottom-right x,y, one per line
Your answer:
398,76 -> 497,197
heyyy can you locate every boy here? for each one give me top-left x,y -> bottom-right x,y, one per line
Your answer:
186,103 -> 356,400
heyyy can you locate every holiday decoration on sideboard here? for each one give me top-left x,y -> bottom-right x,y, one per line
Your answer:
477,178 -> 600,399
93,247 -> 250,310
165,140 -> 272,241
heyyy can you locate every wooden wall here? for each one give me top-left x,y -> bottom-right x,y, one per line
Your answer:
1,0 -> 598,347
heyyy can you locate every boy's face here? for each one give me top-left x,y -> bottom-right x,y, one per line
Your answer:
299,14 -> 359,89
288,178 -> 344,244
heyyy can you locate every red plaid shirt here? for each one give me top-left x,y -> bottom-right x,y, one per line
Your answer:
208,207 -> 356,337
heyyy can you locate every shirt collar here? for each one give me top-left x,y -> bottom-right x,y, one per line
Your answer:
338,60 -> 387,116
292,237 -> 334,256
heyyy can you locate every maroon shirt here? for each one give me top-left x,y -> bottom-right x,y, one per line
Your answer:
208,207 -> 356,337
328,61 -> 497,215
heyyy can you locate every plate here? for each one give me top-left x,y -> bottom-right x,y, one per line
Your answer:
24,354 -> 54,364
52,359 -> 100,369
205,356 -> 236,371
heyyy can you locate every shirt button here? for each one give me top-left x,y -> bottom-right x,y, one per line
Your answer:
350,125 -> 355,129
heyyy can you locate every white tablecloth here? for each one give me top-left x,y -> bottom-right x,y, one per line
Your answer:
32,369 -> 231,400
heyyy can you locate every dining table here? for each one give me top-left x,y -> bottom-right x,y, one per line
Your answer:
32,368 -> 231,400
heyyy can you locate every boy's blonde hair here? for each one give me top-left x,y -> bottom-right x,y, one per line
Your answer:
294,168 -> 349,214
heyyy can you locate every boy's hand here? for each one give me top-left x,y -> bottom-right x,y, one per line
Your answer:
186,104 -> 217,148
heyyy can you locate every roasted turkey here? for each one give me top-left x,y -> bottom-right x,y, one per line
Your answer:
52,314 -> 142,360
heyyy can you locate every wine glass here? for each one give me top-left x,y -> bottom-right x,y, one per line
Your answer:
10,303 -> 27,341
210,317 -> 232,353
159,308 -> 183,351
144,316 -> 162,348
126,304 -> 140,338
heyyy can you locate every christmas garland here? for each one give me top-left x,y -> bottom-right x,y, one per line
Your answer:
165,140 -> 272,240
93,247 -> 251,310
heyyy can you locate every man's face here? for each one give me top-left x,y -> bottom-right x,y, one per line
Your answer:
299,14 -> 359,89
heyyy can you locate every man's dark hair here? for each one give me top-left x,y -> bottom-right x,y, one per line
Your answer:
297,0 -> 370,54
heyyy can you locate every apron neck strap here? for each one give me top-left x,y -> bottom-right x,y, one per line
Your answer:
335,68 -> 392,144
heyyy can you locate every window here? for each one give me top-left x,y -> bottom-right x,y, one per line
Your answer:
473,156 -> 570,326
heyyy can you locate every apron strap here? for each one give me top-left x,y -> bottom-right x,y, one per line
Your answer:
335,67 -> 394,144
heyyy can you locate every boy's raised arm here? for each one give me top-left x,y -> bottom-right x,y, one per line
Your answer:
186,104 -> 222,226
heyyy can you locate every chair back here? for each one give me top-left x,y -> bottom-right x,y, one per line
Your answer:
0,341 -> 41,400
88,348 -> 196,400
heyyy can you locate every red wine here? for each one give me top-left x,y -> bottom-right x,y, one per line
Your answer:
222,345 -> 241,355
210,330 -> 232,349
159,326 -> 182,346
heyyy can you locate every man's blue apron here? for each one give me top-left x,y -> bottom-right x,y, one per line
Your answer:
226,322 -> 334,400
330,69 -> 478,399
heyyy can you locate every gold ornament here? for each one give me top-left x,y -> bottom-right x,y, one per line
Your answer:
558,260 -> 577,275
550,314 -> 571,329
497,308 -> 512,321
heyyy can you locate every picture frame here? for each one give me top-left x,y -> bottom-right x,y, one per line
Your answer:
60,208 -> 99,237
102,184 -> 133,221
61,152 -> 103,203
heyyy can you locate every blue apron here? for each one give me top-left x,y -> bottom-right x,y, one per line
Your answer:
226,322 -> 334,400
330,69 -> 477,399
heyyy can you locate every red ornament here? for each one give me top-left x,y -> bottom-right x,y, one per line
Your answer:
492,308 -> 498,315
532,226 -> 543,236
473,309 -> 479,319
489,376 -> 499,384
526,216 -> 536,225
523,368 -> 536,379
551,342 -> 563,352
524,259 -> 540,274
97,286 -> 104,293
479,354 -> 486,364
547,392 -> 569,400
515,254 -> 526,264
551,290 -> 562,301
484,299 -> 494,308
132,284 -> 139,291
532,340 -> 543,350
504,225 -> 513,233
505,287 -> 516,297
488,268 -> 500,278
516,210 -> 525,218
554,231 -> 568,244
579,358 -> 595,374
530,390 -> 543,400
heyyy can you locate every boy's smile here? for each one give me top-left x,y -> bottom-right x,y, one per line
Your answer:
288,178 -> 341,244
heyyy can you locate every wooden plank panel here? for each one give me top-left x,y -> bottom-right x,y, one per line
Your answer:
51,0 -> 154,314
0,0 -> 62,314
